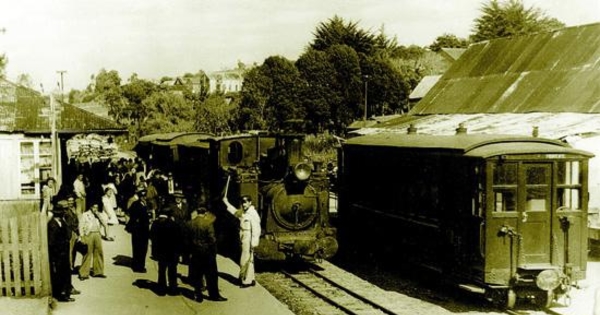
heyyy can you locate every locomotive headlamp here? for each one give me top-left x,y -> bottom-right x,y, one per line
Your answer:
293,162 -> 312,181
536,269 -> 561,291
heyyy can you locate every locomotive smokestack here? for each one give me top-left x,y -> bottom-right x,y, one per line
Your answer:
455,123 -> 467,135
407,124 -> 417,134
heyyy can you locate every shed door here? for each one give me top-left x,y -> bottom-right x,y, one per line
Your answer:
519,163 -> 552,265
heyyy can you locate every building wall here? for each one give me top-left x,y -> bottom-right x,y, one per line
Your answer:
0,134 -> 55,201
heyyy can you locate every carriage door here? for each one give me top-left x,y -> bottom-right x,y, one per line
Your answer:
519,163 -> 552,265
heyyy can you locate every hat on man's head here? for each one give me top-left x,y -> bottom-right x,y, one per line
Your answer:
196,206 -> 208,214
172,190 -> 184,198
136,185 -> 147,195
53,200 -> 69,214
102,183 -> 118,194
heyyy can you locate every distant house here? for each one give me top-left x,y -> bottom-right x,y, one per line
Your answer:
208,69 -> 243,94
353,22 -> 600,210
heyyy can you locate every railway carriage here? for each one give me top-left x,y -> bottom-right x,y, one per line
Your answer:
136,131 -> 338,262
337,131 -> 593,308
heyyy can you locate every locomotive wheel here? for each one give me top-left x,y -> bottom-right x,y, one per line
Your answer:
506,289 -> 516,309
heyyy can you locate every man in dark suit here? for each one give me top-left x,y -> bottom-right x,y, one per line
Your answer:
167,190 -> 190,264
48,201 -> 77,302
187,206 -> 227,302
127,187 -> 151,273
150,207 -> 181,295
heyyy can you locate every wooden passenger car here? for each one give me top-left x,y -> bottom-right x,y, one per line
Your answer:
338,132 -> 593,308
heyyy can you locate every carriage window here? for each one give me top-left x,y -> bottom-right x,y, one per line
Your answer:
526,187 -> 547,211
493,163 -> 517,212
557,161 -> 582,211
525,166 -> 549,212
557,188 -> 581,210
494,190 -> 516,212
558,161 -> 580,185
227,141 -> 244,164
493,163 -> 517,185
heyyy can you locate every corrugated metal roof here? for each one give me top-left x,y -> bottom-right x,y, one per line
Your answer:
411,23 -> 600,114
409,75 -> 442,100
0,79 -> 125,133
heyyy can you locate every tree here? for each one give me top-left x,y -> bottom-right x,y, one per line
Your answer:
194,94 -> 237,135
121,77 -> 159,126
238,56 -> 303,131
296,48 -> 336,133
93,69 -> 127,123
311,15 -> 377,55
16,73 -> 33,88
429,33 -> 470,52
471,0 -> 565,42
0,54 -> 7,79
138,91 -> 195,135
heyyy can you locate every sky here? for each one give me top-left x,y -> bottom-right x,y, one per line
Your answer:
0,0 -> 599,92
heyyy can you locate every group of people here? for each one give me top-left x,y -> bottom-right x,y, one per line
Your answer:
45,156 -> 263,305
47,191 -> 109,303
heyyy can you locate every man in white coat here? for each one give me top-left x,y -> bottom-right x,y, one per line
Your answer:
223,194 -> 261,288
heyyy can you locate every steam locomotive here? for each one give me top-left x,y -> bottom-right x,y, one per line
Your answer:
135,131 -> 338,262
337,130 -> 593,308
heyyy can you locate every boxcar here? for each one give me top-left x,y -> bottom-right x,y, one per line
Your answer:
338,131 -> 593,308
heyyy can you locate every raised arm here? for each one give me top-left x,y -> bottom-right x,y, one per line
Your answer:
222,196 -> 238,216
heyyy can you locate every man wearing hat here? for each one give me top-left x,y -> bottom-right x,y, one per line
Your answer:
188,206 -> 227,302
128,186 -> 150,273
150,207 -> 181,295
166,190 -> 190,264
48,200 -> 76,302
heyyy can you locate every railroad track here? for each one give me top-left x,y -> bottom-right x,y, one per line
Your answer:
282,268 -> 394,315
276,260 -> 555,315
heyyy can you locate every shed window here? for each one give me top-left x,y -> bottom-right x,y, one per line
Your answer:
20,140 -> 53,196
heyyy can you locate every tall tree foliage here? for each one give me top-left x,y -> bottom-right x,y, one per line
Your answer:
296,49 -> 336,133
139,91 -> 195,135
0,54 -> 6,79
311,15 -> 376,55
238,56 -> 303,131
471,0 -> 565,42
429,34 -> 470,52
194,94 -> 237,135
302,16 -> 411,132
94,69 -> 127,124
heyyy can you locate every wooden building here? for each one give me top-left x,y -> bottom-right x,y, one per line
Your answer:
0,78 -> 126,299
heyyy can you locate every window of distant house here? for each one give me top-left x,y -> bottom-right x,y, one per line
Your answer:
20,140 -> 53,196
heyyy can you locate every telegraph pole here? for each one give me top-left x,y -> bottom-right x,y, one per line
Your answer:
363,75 -> 369,122
56,70 -> 66,101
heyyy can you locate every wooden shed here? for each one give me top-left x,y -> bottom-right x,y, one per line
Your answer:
0,79 -> 126,299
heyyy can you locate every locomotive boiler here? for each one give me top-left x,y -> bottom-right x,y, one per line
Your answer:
337,131 -> 593,308
136,131 -> 338,262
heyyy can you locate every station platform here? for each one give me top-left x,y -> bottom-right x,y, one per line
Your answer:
1,222 -> 295,315
1,222 -> 598,315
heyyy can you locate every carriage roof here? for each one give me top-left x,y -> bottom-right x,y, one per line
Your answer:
344,133 -> 594,158
136,132 -> 214,147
